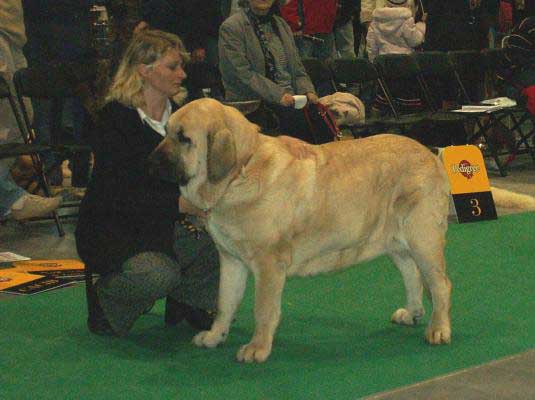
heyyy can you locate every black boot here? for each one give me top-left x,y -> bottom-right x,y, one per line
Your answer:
184,307 -> 216,331
164,296 -> 187,326
87,286 -> 116,336
164,297 -> 215,330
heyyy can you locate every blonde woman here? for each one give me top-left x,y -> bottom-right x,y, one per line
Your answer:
76,30 -> 219,337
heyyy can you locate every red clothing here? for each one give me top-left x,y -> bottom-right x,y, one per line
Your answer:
280,0 -> 338,35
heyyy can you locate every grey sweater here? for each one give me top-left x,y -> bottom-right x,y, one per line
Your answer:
218,9 -> 315,104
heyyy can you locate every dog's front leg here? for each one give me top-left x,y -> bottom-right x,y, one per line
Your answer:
237,262 -> 286,363
193,252 -> 248,348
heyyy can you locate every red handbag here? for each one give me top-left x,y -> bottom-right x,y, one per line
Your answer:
303,102 -> 342,144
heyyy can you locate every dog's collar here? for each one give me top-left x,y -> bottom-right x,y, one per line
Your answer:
200,150 -> 256,215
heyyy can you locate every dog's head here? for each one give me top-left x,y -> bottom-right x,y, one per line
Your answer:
149,98 -> 258,207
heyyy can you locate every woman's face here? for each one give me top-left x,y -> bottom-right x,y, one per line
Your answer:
141,48 -> 187,98
248,0 -> 275,15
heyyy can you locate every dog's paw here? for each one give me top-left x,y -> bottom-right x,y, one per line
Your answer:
391,308 -> 424,326
192,329 -> 227,348
425,324 -> 451,345
236,342 -> 272,363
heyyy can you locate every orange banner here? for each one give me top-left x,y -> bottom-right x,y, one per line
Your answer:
0,271 -> 44,290
12,259 -> 85,272
442,145 -> 491,195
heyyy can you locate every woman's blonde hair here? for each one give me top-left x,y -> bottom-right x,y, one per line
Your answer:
105,29 -> 189,108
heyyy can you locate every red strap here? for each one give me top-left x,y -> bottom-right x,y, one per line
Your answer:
304,103 -> 342,141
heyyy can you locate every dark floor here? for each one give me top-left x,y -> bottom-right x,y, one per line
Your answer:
1,155 -> 534,399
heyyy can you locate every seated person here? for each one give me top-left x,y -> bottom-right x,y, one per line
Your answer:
75,29 -> 219,337
218,0 -> 322,143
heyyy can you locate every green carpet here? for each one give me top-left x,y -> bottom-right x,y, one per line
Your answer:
1,213 -> 534,400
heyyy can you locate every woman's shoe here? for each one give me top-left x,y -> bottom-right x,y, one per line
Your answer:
88,314 -> 116,336
87,295 -> 117,336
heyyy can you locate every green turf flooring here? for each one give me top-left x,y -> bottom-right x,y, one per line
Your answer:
1,213 -> 534,399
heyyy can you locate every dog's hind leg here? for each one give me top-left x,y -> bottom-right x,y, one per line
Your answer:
193,251 -> 248,349
236,260 -> 286,363
408,237 -> 452,345
389,251 -> 425,326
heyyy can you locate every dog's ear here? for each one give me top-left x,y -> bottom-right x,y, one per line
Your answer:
207,128 -> 236,183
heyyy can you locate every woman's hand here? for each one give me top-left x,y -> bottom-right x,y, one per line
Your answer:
179,197 -> 207,218
306,92 -> 319,104
280,93 -> 295,107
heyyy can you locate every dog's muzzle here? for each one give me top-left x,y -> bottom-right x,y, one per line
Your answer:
147,148 -> 184,184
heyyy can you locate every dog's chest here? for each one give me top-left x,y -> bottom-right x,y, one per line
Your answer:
207,221 -> 257,260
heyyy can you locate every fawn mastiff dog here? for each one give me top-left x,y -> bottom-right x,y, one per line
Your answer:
149,98 -> 452,363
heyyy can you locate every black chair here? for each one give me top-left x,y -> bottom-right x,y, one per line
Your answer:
448,50 -> 487,104
13,63 -> 94,174
330,57 -> 413,137
301,57 -> 337,97
373,53 -> 453,145
0,73 -> 65,235
13,63 -> 94,207
184,61 -> 224,100
481,48 -> 535,172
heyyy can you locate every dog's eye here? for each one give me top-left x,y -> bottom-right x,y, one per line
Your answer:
177,129 -> 191,144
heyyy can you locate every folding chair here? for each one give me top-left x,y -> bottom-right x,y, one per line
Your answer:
330,57 -> 408,137
373,53 -> 461,146
481,48 -> 535,172
301,57 -> 337,97
448,49 -> 535,175
13,62 -> 94,204
184,61 -> 224,100
447,50 -> 486,104
0,74 -> 65,235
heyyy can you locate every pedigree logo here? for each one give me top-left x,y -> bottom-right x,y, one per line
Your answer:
451,160 -> 481,180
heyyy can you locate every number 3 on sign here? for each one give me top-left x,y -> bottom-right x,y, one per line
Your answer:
470,198 -> 482,216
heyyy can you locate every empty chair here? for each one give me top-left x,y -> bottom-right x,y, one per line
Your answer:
330,57 -> 405,137
301,58 -> 337,97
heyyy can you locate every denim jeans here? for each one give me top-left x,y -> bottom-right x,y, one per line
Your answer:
334,20 -> 356,59
32,96 -> 91,186
295,33 -> 336,60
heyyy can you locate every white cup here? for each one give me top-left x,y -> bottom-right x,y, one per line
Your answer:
293,95 -> 307,109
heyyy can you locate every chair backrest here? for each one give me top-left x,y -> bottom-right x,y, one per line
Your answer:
0,74 -> 33,142
184,61 -> 224,100
373,53 -> 427,115
448,50 -> 486,103
481,48 -> 510,97
413,51 -> 458,110
13,63 -> 95,99
301,57 -> 337,96
374,53 -> 420,81
331,58 -> 380,85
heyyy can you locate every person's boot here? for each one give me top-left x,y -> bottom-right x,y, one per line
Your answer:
184,306 -> 216,331
164,296 -> 188,326
164,297 -> 215,330
87,289 -> 116,336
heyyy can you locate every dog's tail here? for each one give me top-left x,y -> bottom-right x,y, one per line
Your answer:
491,186 -> 535,210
